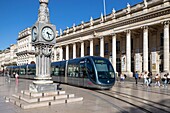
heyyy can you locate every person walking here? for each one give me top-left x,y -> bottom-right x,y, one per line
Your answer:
134,71 -> 139,85
143,71 -> 149,86
162,74 -> 168,88
15,73 -> 19,85
155,73 -> 160,87
148,72 -> 152,86
120,72 -> 125,83
6,71 -> 10,83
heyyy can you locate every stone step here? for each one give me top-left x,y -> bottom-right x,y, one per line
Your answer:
12,93 -> 75,103
6,96 -> 83,109
21,90 -> 66,97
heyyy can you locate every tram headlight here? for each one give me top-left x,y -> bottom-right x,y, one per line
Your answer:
109,72 -> 115,78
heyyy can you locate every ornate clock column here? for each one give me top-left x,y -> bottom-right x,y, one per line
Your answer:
29,0 -> 57,92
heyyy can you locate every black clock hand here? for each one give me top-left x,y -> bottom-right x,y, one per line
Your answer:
47,32 -> 52,39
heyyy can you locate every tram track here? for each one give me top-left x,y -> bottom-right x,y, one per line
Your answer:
94,90 -> 170,113
115,83 -> 170,96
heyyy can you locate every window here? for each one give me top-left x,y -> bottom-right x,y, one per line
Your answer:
20,67 -> 26,75
87,46 -> 90,55
95,45 -> 99,56
104,43 -> 108,55
94,59 -> 115,79
53,66 -> 60,76
67,60 -> 79,78
116,41 -> 120,53
79,60 -> 87,78
86,59 -> 95,81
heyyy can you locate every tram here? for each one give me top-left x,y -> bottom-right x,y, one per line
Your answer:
6,56 -> 116,89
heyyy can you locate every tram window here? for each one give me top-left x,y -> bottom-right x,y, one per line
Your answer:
53,66 -> 60,76
28,67 -> 36,76
60,62 -> 65,76
60,67 -> 65,76
86,59 -> 96,81
68,65 -> 73,77
68,64 -> 79,78
73,66 -> 79,78
95,59 -> 115,79
80,61 -> 87,78
20,68 -> 26,75
96,64 -> 108,72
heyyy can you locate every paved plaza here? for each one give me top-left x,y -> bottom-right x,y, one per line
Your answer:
0,77 -> 170,113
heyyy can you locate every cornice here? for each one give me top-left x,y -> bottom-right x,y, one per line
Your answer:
56,5 -> 170,43
16,50 -> 35,56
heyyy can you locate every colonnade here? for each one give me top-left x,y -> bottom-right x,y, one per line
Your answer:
54,21 -> 170,75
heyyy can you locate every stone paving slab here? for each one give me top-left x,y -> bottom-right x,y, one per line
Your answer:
0,77 -> 170,113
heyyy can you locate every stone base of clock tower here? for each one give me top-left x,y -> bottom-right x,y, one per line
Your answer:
29,82 -> 58,93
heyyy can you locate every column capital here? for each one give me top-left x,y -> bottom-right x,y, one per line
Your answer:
110,32 -> 116,36
94,36 -> 104,39
79,40 -> 84,43
141,26 -> 149,30
124,29 -> 131,34
99,36 -> 104,39
88,38 -> 93,41
161,21 -> 170,24
163,21 -> 170,26
59,46 -> 63,48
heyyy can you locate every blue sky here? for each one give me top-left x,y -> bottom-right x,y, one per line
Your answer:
0,0 -> 142,50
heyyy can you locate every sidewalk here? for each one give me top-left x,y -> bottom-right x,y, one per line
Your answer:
115,77 -> 170,94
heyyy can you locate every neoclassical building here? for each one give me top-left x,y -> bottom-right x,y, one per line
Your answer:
17,28 -> 36,65
54,0 -> 170,76
0,44 -> 17,71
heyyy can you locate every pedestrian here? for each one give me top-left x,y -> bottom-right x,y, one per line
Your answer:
13,72 -> 16,78
155,73 -> 160,87
162,74 -> 168,88
148,72 -> 152,86
134,71 -> 138,85
120,72 -> 125,83
143,71 -> 149,86
167,73 -> 170,84
6,71 -> 10,83
15,73 -> 19,85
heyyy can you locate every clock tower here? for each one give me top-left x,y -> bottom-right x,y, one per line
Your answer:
30,0 -> 57,92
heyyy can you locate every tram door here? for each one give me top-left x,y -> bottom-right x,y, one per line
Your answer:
79,60 -> 86,86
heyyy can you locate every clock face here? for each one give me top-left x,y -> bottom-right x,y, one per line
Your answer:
32,26 -> 38,42
41,26 -> 55,41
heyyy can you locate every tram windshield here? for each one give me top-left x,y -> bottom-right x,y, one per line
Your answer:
94,59 -> 115,79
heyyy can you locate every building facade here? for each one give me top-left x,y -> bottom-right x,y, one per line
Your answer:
16,28 -> 36,65
54,0 -> 170,76
1,0 -> 170,77
0,44 -> 17,72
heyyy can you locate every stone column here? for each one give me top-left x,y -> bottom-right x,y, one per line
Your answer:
90,39 -> 93,56
66,45 -> 69,60
143,26 -> 149,72
163,21 -> 169,72
81,41 -> 84,57
59,46 -> 63,61
126,30 -> 131,72
35,46 -> 39,76
100,36 -> 104,57
73,43 -> 76,59
112,34 -> 117,71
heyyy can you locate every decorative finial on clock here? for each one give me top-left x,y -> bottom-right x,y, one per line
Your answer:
38,0 -> 50,23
